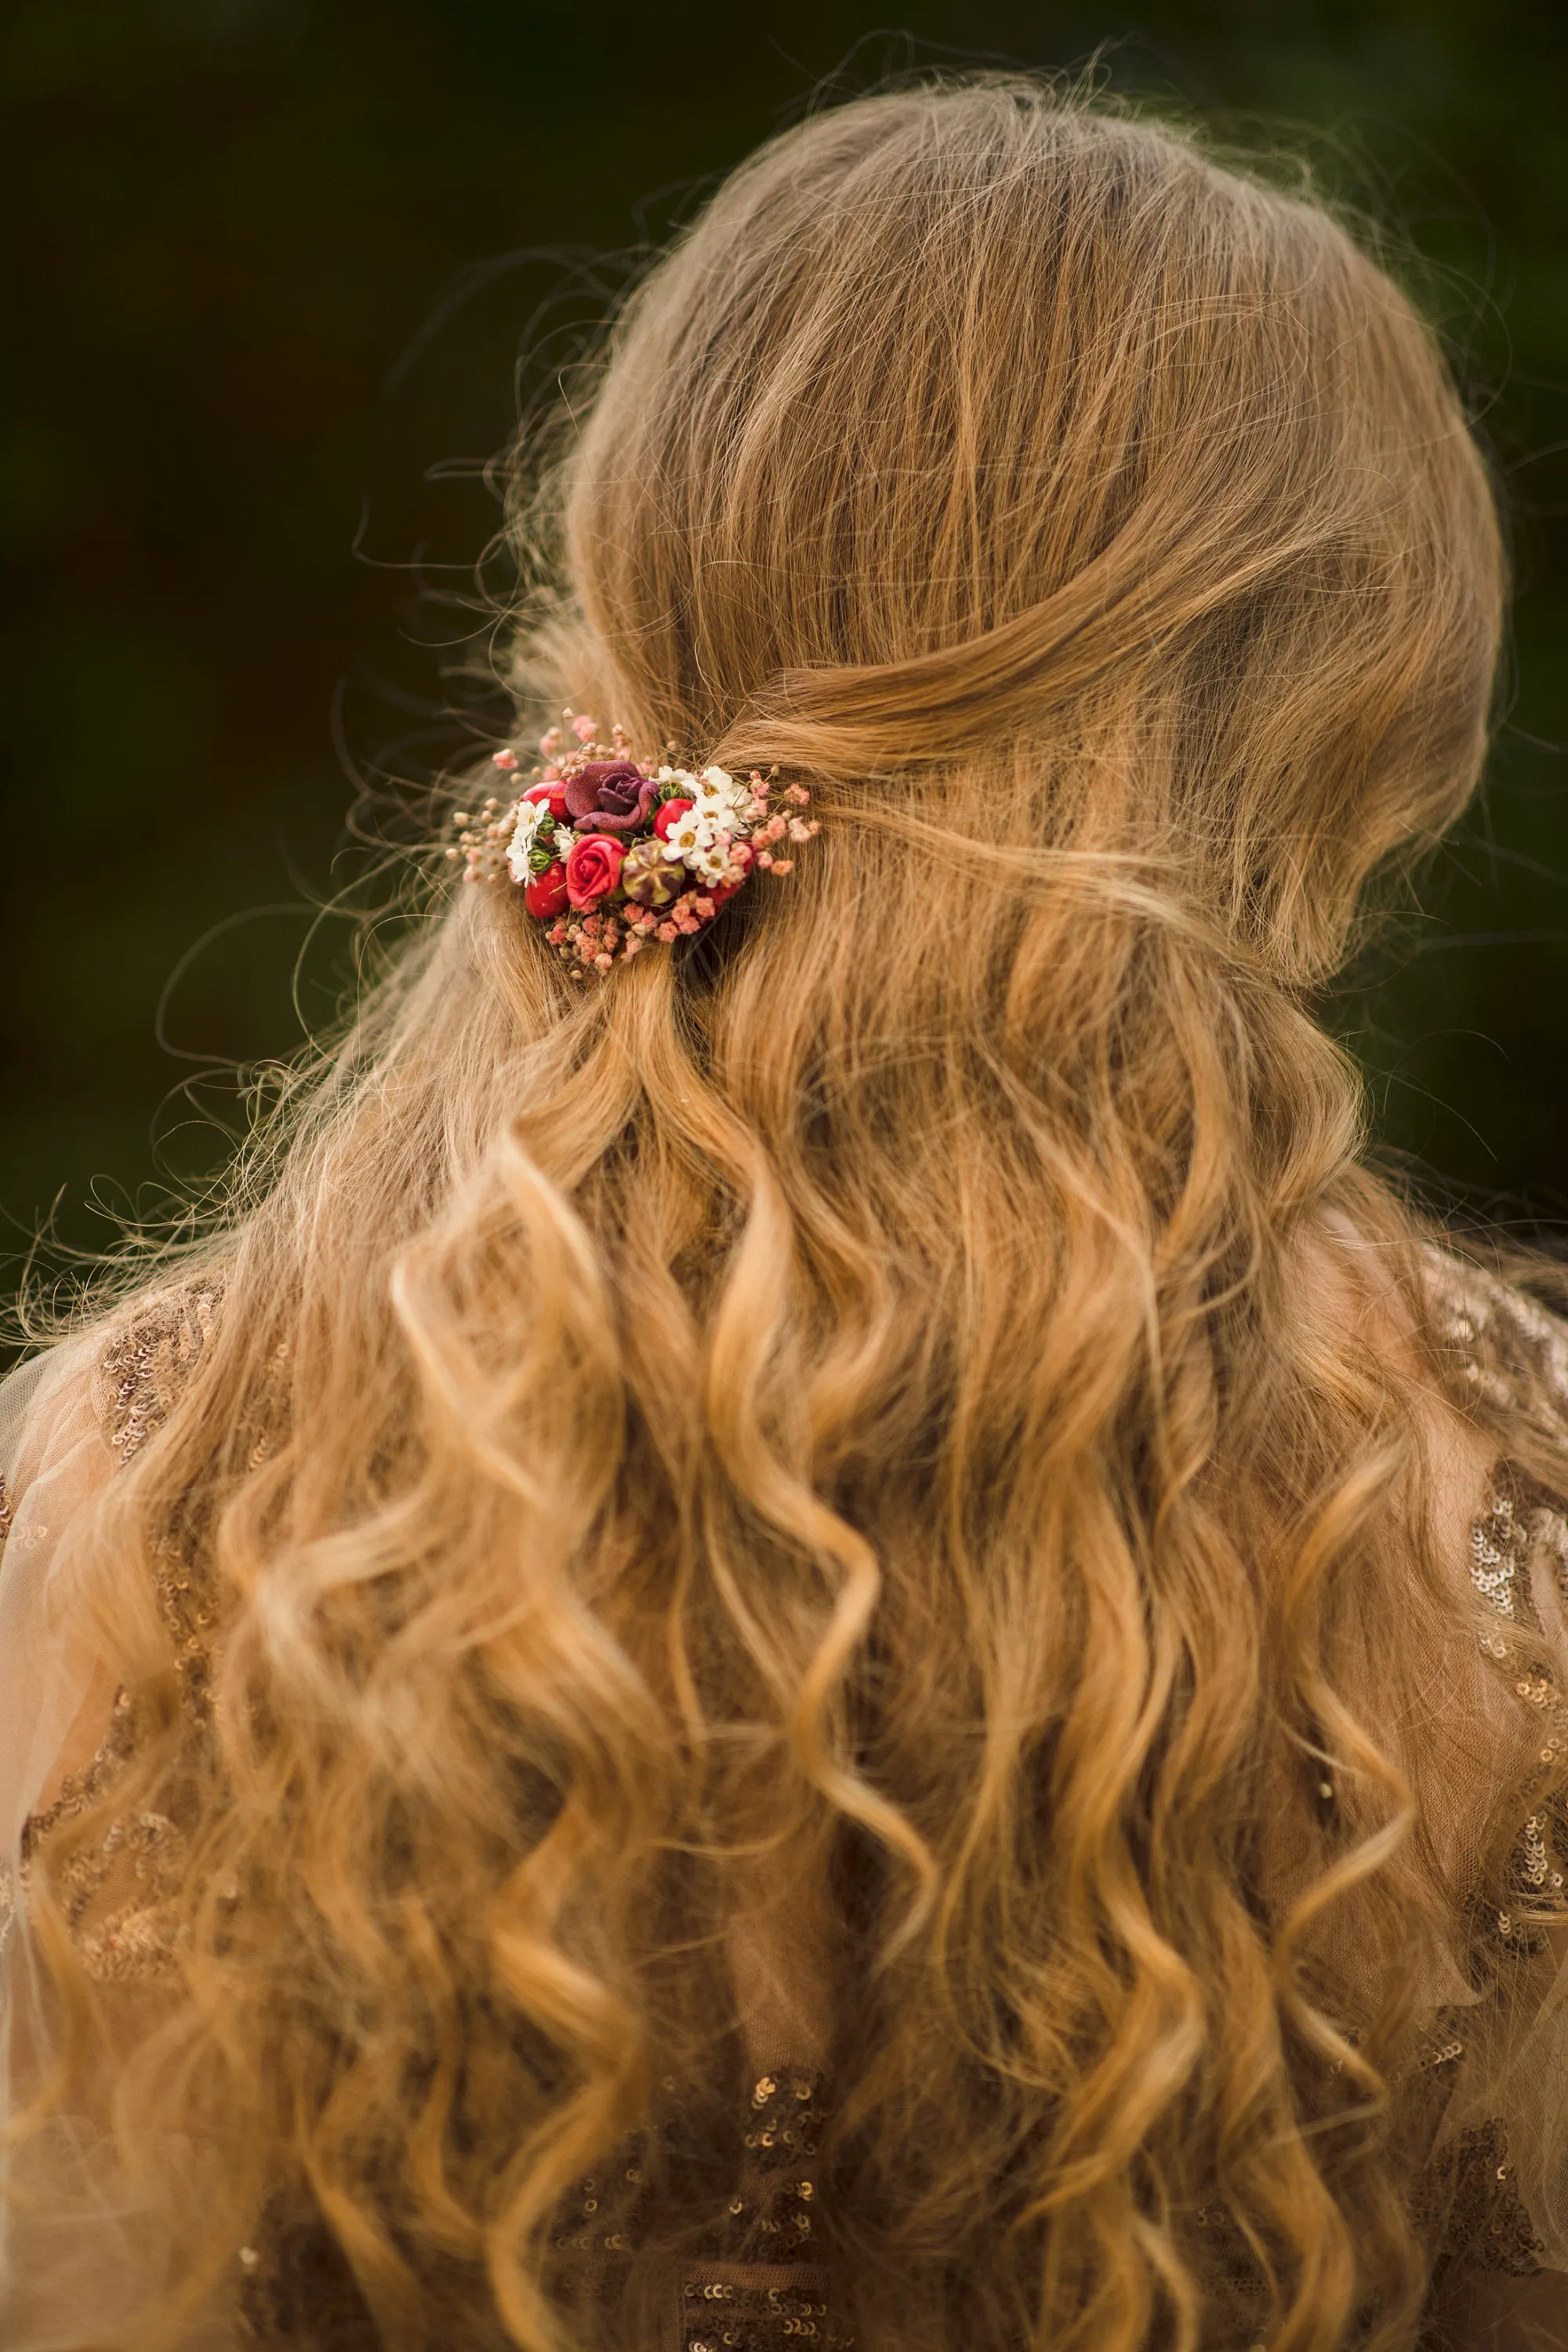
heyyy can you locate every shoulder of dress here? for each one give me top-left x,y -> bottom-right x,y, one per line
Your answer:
1402,1403 -> 1568,2281
0,1275 -> 227,1546
7,1279 -> 230,1976
1453,1446 -> 1568,1978
1421,1247 -> 1568,1425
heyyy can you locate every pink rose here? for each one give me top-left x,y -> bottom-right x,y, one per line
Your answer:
564,833 -> 626,909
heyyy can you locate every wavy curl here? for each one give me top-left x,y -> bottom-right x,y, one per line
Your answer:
19,74 -> 1543,2352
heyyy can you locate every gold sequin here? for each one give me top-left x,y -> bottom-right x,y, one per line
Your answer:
100,1279 -> 223,1464
1470,1488 -> 1526,1621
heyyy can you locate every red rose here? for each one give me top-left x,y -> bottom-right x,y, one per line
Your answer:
653,797 -> 692,840
710,838 -> 755,909
524,862 -> 568,919
524,781 -> 568,821
564,833 -> 626,909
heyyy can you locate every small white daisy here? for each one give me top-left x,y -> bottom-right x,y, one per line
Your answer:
505,797 -> 552,883
698,764 -> 749,815
662,808 -> 718,865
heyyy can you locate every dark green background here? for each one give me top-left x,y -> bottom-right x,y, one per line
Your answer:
6,0 -> 1568,1315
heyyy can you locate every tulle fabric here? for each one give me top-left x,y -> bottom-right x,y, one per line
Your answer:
0,1345 -> 106,1864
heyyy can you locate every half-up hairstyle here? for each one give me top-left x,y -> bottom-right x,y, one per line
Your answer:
16,74 -> 1527,2352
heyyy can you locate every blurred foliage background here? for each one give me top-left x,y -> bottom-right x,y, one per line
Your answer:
5,0 -> 1568,1319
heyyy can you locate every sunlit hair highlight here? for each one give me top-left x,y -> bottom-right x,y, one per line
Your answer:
20,73 -> 1530,2352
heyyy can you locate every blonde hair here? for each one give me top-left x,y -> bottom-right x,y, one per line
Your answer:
25,74 -> 1520,2352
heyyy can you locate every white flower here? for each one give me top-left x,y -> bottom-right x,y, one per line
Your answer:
662,808 -> 718,866
504,797 -> 551,883
698,764 -> 749,815
693,840 -> 734,882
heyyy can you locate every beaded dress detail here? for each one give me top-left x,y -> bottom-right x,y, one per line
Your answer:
14,1281 -> 223,1985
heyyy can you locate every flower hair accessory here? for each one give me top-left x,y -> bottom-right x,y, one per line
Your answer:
449,714 -> 819,977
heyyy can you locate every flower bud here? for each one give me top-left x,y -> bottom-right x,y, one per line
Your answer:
619,837 -> 686,909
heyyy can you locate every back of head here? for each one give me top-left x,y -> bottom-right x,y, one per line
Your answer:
18,76 -> 1514,2352
554,78 -> 1499,979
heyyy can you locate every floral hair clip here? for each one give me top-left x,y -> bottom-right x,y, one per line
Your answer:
449,714 -> 819,977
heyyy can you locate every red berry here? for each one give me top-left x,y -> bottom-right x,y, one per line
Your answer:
652,797 -> 693,840
524,781 -> 568,820
525,862 -> 569,918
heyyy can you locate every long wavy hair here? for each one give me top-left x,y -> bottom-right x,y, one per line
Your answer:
20,73 -> 1535,2352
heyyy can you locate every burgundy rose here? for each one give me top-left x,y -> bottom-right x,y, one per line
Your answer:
564,759 -> 658,833
564,833 -> 626,909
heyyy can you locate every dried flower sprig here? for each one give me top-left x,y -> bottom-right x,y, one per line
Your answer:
448,714 -> 818,978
